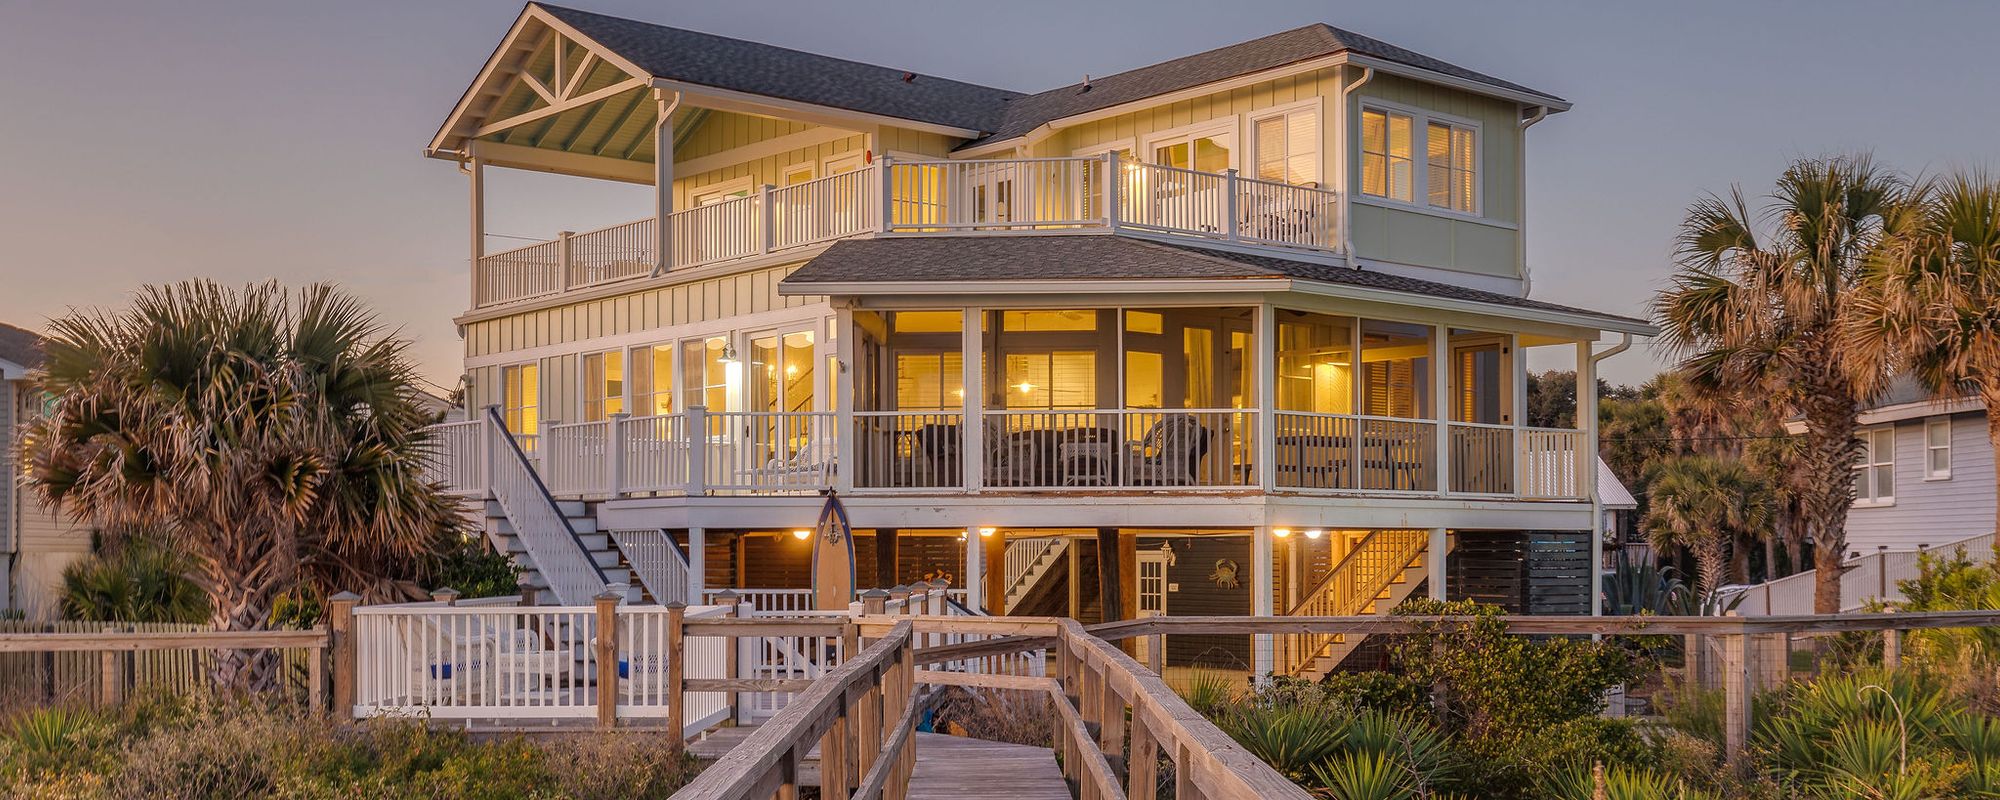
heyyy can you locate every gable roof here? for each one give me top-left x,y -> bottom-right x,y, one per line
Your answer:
0,321 -> 44,376
781,235 -> 1650,333
967,23 -> 1564,148
487,6 -> 1560,149
534,4 -> 1022,133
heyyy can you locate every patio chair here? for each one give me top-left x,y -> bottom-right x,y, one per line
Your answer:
982,419 -> 1040,486
1123,414 -> 1212,485
753,435 -> 836,486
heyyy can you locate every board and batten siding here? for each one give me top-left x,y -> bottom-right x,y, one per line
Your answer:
1846,412 -> 1997,553
674,116 -> 955,207
463,262 -> 828,421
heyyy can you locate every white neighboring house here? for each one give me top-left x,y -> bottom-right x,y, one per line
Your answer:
1837,384 -> 1995,556
0,321 -> 93,620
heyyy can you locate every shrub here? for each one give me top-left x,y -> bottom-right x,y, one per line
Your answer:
1755,668 -> 1998,799
1541,762 -> 1721,800
59,543 -> 208,625
535,732 -> 700,800
1387,600 -> 1639,743
430,537 -> 526,599
1216,705 -> 1345,781
930,687 -> 1053,747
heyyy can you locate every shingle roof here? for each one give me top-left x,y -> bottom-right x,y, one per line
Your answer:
0,321 -> 44,372
782,235 -> 1648,329
966,24 -> 1563,148
529,6 -> 1561,143
535,4 -> 1023,132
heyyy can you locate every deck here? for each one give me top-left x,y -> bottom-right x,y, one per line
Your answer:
690,727 -> 1068,799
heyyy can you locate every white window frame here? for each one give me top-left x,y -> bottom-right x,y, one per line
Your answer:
688,175 -> 756,207
1247,98 -> 1324,187
500,361 -> 540,438
1854,425 -> 1896,507
578,348 -> 626,422
1924,417 -> 1952,480
1355,99 -> 1484,220
1072,139 -> 1136,222
1141,119 -> 1240,173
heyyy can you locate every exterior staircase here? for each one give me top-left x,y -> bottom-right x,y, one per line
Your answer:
477,407 -> 633,606
1002,537 -> 1070,615
1277,529 -> 1435,679
479,498 -> 634,604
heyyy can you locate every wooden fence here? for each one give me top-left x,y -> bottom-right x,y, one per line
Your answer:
0,622 -> 329,711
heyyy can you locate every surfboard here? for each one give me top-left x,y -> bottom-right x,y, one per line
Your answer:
810,493 -> 856,611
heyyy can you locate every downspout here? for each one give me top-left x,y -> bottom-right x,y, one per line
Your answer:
1586,332 -> 1633,616
1340,67 -> 1374,269
1516,106 -> 1549,295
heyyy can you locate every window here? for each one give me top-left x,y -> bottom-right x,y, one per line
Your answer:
1252,107 -> 1319,185
1359,320 -> 1432,419
501,363 -> 539,437
581,350 -> 624,421
1275,312 -> 1355,414
629,344 -> 674,416
1426,121 -> 1477,212
1360,108 -> 1413,202
783,164 -> 815,186
895,353 -> 964,410
1925,418 -> 1952,480
1151,129 -> 1232,173
1854,426 -> 1896,505
1004,352 -> 1096,409
682,337 -> 730,415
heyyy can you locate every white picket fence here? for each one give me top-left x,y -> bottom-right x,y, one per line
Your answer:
1724,532 -> 1994,615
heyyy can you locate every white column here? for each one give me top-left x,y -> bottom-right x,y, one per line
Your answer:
1432,323 -> 1451,495
1251,526 -> 1274,679
468,156 -> 485,307
1510,333 -> 1527,494
651,90 -> 679,276
833,305 -> 855,494
961,308 -> 983,491
686,527 -> 707,605
1255,304 -> 1276,491
1428,527 -> 1448,601
963,527 -> 983,613
1580,339 -> 1603,616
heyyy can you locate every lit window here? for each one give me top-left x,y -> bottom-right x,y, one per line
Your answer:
1925,418 -> 1952,480
581,349 -> 624,421
1360,108 -> 1413,202
629,344 -> 675,416
1854,426 -> 1896,505
501,363 -> 539,437
1426,121 -> 1477,213
1004,352 -> 1096,409
1253,109 -> 1319,185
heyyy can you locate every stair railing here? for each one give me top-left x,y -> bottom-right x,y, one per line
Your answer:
483,406 -> 611,606
1277,529 -> 1429,674
1002,537 -> 1066,609
611,528 -> 690,604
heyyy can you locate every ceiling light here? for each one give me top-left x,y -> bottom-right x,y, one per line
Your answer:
791,529 -> 811,541
1272,528 -> 1291,539
1305,529 -> 1324,540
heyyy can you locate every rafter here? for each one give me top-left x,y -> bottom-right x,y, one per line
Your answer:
590,90 -> 654,157
563,53 -> 599,101
519,70 -> 557,105
474,77 -> 646,139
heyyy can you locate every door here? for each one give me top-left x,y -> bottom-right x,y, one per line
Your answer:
1146,127 -> 1234,231
1137,548 -> 1170,617
746,328 -> 823,476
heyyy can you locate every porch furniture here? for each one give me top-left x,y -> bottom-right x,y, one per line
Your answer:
751,436 -> 836,485
982,420 -> 1041,486
1058,440 -> 1117,486
1273,429 -> 1428,491
405,614 -> 571,703
1123,414 -> 1212,486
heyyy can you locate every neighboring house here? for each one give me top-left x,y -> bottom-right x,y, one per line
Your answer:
0,321 -> 93,620
1839,383 -> 1995,555
420,4 -> 1653,677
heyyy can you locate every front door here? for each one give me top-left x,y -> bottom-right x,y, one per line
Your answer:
746,328 -> 822,474
1137,548 -> 1170,617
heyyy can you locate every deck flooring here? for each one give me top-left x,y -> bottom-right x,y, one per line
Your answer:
688,726 -> 1068,798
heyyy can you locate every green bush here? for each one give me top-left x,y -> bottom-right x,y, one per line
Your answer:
430,536 -> 526,599
59,543 -> 208,625
1541,762 -> 1721,800
1755,667 -> 1999,799
1387,600 -> 1639,742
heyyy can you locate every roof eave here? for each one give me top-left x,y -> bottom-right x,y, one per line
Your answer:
646,78 -> 984,140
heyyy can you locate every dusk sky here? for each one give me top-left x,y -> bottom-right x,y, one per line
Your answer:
3,0 -> 1996,388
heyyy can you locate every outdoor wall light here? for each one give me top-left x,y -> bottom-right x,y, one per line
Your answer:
719,342 -> 740,364
791,528 -> 812,540
1304,529 -> 1324,540
978,527 -> 997,537
1272,528 -> 1291,538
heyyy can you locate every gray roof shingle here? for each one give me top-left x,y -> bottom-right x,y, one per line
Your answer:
781,235 -> 1647,329
531,6 -> 1561,143
0,321 -> 44,371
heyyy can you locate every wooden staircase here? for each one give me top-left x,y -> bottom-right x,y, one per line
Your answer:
479,498 -> 636,604
1277,530 -> 1434,679
1002,537 -> 1070,615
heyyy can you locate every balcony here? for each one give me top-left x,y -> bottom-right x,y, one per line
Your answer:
429,407 -> 1588,501
471,155 -> 1342,308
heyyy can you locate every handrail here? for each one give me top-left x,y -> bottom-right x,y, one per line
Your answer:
484,407 -> 610,603
610,528 -> 691,604
669,620 -> 916,800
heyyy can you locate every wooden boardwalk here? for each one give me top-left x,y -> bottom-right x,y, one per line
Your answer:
688,726 -> 1067,799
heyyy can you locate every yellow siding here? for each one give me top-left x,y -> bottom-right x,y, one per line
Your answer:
1040,68 -> 1343,161
673,118 -> 955,207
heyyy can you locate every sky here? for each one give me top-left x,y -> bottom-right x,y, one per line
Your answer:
2,0 -> 1997,389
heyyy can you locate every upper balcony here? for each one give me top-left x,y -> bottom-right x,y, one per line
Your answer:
471,154 -> 1341,308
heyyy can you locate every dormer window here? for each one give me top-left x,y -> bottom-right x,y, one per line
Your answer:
1426,120 -> 1477,213
1360,108 -> 1414,202
1361,104 -> 1481,215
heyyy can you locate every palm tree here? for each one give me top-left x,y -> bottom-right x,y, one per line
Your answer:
1641,455 -> 1773,596
1655,156 -> 1905,612
1845,169 -> 2000,562
20,281 -> 462,689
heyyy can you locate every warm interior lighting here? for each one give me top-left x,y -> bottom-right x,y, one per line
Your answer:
1015,382 -> 1035,394
1304,529 -> 1324,540
978,527 -> 997,538
791,529 -> 811,541
1272,528 -> 1291,538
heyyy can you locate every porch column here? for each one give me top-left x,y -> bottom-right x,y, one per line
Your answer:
468,156 -> 485,307
1579,340 -> 1603,615
833,305 -> 856,494
1255,304 -> 1276,491
961,308 -> 983,490
1510,333 -> 1527,494
1432,323 -> 1451,495
1096,529 -> 1124,624
876,528 -> 900,589
686,527 -> 706,605
963,527 -> 984,613
983,529 -> 1007,614
1427,527 -> 1448,601
651,89 -> 680,276
1251,526 -> 1274,679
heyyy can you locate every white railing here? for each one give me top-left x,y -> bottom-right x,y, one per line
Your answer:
980,409 -> 1255,490
471,153 -> 1346,308
1447,422 -> 1514,495
1003,537 -> 1065,601
543,419 -> 611,497
702,411 -> 836,493
772,167 -> 878,247
619,413 -> 690,494
852,411 -> 964,489
351,603 -> 731,733
1271,412 -> 1439,492
483,409 -> 610,606
1519,427 -> 1588,500
704,589 -> 816,614
1726,532 -> 1995,615
567,217 -> 657,288
421,419 -> 486,496
1277,528 -> 1428,674
612,529 -> 691,605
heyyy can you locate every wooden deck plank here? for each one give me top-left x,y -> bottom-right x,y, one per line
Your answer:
905,732 -> 1069,800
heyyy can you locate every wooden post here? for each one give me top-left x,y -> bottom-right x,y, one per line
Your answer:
889,585 -> 910,617
876,528 -> 900,589
1129,713 -> 1159,800
309,637 -> 325,717
595,590 -> 621,729
983,531 -> 1007,614
821,693 -> 851,800
517,576 -> 540,609
1883,626 -> 1902,669
1721,631 -> 1752,764
430,587 -> 460,605
98,626 -> 122,708
1174,742 -> 1196,799
1098,528 -> 1125,625
328,591 -> 360,720
665,602 -> 686,744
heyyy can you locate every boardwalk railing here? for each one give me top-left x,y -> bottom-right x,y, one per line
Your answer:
0,624 -> 329,711
472,153 -> 1344,308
